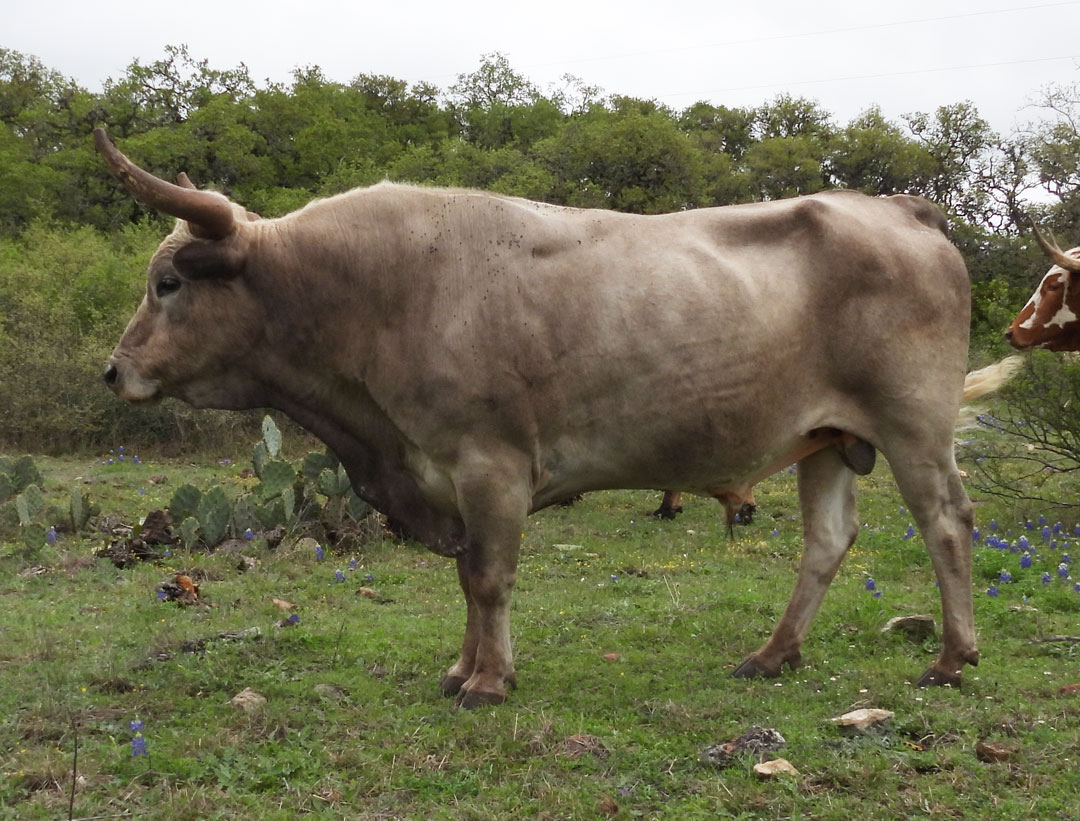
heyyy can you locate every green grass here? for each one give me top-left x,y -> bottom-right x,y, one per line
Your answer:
2,451 -> 1080,819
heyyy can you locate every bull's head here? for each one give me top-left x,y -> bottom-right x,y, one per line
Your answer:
95,129 -> 265,409
1005,222 -> 1080,351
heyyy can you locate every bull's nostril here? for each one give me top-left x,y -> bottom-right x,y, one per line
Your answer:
1004,330 -> 1013,341
104,364 -> 119,387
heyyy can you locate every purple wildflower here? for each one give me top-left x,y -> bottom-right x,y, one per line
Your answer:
1042,572 -> 1053,585
1017,536 -> 1030,550
130,735 -> 148,757
244,528 -> 255,540
130,719 -> 143,732
999,570 -> 1013,583
315,545 -> 325,561
987,586 -> 999,597
1059,563 -> 1070,579
334,570 -> 346,583
1020,553 -> 1033,569
865,578 -> 876,592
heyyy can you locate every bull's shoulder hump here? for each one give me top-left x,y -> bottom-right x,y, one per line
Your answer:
882,193 -> 950,236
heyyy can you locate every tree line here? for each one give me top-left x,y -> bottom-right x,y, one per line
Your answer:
1,45 -> 1079,450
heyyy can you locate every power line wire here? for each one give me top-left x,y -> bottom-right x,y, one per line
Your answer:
662,53 -> 1080,101
514,1 -> 1080,72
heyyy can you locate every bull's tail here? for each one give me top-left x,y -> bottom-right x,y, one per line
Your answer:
957,354 -> 1024,428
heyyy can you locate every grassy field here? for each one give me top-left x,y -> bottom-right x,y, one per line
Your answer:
2,444 -> 1080,819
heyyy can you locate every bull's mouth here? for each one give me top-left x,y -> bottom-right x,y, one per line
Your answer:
105,360 -> 163,404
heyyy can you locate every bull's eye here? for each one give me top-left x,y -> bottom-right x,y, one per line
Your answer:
156,277 -> 182,298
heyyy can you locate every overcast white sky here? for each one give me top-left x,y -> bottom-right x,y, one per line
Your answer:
7,0 -> 1080,134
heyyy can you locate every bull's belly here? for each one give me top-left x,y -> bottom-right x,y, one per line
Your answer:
531,427 -> 851,511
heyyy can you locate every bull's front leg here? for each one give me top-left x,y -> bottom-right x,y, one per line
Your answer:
438,455 -> 529,708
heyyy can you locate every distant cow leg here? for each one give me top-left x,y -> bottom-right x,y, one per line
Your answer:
439,458 -> 529,708
653,491 -> 683,519
734,447 -> 857,678
888,449 -> 977,686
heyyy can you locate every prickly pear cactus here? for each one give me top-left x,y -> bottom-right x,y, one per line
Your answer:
179,516 -> 200,549
197,486 -> 231,547
231,493 -> 260,537
16,484 -> 44,526
258,460 -> 297,501
346,489 -> 372,521
22,522 -> 46,551
252,440 -> 269,479
12,456 -> 43,494
302,450 -> 339,484
261,415 -> 282,458
255,497 -> 286,531
70,486 -> 90,530
282,486 -> 297,524
169,483 -> 203,522
316,465 -> 351,498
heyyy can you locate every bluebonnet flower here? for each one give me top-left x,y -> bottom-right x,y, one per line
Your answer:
315,545 -> 325,561
118,446 -> 125,455
1043,572 -> 1053,585
133,455 -> 141,465
973,528 -> 980,542
1052,540 -> 1059,550
46,526 -> 57,546
1025,520 -> 1034,532
139,488 -> 146,496
1074,524 -> 1080,538
365,573 -> 375,583
1054,522 -> 1064,535
1042,526 -> 1052,543
610,574 -> 618,582
348,558 -> 358,571
999,570 -> 1013,583
865,578 -> 876,592
1020,553 -> 1033,569
1017,536 -> 1030,551
1074,583 -> 1080,594
987,586 -> 999,597
131,735 -> 148,757
118,455 -> 125,462
902,525 -> 916,540
130,719 -> 143,732
872,591 -> 882,598
156,589 -> 167,600
989,520 -> 998,532
1063,553 -> 1073,565
770,528 -> 779,538
1059,563 -> 1070,579
1039,515 -> 1047,526
334,570 -> 346,583
287,614 -> 300,625
244,528 -> 255,540
899,507 -> 907,515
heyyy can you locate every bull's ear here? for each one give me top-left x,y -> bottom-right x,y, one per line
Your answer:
172,238 -> 247,280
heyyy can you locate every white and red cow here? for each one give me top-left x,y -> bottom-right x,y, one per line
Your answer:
1006,224 -> 1080,351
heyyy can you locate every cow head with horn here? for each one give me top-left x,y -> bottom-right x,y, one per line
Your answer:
1006,221 -> 1080,351
95,128 -> 267,408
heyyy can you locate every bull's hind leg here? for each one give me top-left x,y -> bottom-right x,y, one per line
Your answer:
887,449 -> 977,686
734,447 -> 858,678
439,454 -> 529,708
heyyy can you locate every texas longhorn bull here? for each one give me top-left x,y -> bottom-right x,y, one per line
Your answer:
95,128 -> 1003,707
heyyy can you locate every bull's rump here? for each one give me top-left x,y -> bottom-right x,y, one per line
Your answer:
341,187 -> 970,508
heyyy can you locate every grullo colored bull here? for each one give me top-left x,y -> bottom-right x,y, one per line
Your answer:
96,128 -> 1009,707
1006,224 -> 1080,351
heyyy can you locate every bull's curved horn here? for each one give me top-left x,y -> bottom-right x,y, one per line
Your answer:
176,171 -> 196,190
93,128 -> 235,241
1028,217 -> 1080,274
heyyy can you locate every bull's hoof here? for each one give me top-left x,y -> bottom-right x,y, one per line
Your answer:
732,650 -> 801,679
438,674 -> 468,697
455,688 -> 508,709
652,505 -> 682,520
733,656 -> 781,679
915,666 -> 962,688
